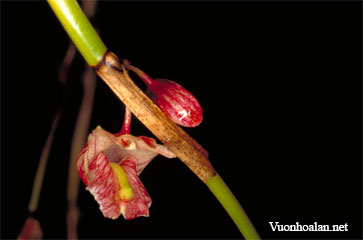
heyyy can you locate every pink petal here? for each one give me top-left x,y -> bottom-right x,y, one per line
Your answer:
87,126 -> 118,161
120,156 -> 152,219
77,143 -> 89,185
77,126 -> 117,185
86,152 -> 122,219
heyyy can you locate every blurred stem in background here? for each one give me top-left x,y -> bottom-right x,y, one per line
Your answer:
47,0 -> 260,239
23,7 -> 78,239
66,65 -> 96,239
27,102 -> 63,214
27,5 -> 79,218
22,89 -> 63,240
66,1 -> 98,239
25,3 -> 98,239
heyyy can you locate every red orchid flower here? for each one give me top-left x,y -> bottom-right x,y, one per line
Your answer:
76,108 -> 176,220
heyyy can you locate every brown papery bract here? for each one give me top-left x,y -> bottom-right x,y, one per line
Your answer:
95,52 -> 214,183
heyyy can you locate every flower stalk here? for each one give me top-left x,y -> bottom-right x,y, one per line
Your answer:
47,0 -> 260,238
118,107 -> 132,135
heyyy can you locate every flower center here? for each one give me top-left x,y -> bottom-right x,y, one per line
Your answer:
109,162 -> 134,201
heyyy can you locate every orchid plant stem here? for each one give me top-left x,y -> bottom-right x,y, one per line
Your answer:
47,0 -> 260,238
47,0 -> 106,67
207,174 -> 260,239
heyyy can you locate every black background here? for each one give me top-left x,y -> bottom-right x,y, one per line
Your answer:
1,1 -> 362,239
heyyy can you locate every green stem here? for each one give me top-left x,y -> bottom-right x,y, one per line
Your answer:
47,0 -> 107,66
207,174 -> 260,240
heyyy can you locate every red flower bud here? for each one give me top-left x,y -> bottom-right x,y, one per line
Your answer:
123,61 -> 203,127
146,78 -> 203,127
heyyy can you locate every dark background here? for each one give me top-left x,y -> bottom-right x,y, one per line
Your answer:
1,1 -> 362,239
